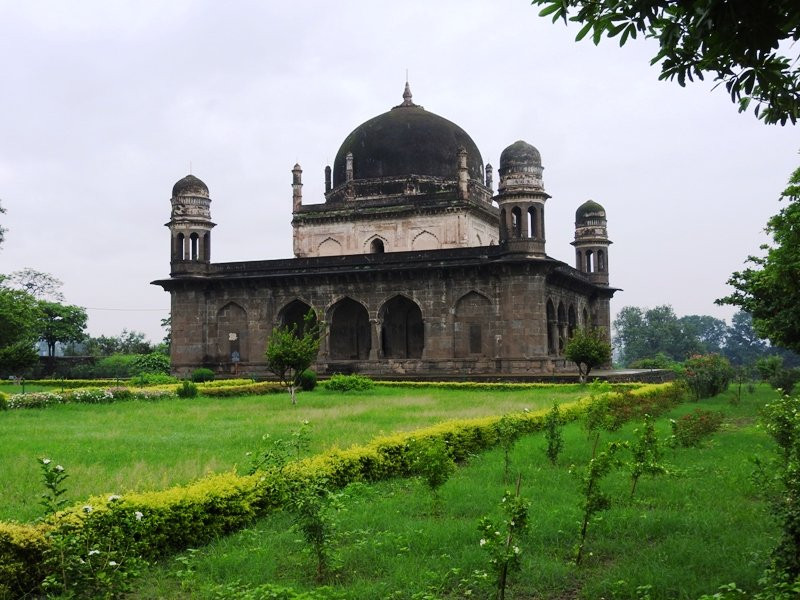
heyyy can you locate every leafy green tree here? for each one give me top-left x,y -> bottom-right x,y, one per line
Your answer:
533,0 -> 800,125
265,310 -> 324,404
679,314 -> 728,355
564,327 -> 612,383
723,311 -> 769,366
718,166 -> 800,353
613,305 -> 701,366
37,301 -> 88,358
0,286 -> 40,374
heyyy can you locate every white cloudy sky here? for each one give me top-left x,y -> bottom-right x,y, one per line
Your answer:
1,1 -> 797,343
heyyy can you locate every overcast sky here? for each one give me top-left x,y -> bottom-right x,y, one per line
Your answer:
1,1 -> 797,344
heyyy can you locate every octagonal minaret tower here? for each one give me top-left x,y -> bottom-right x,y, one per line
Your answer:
572,199 -> 611,286
495,140 -> 550,256
168,174 -> 216,272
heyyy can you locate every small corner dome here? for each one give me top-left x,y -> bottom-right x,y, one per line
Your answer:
172,174 -> 209,198
499,140 -> 541,173
576,199 -> 606,222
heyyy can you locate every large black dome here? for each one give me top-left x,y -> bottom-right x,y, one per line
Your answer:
332,86 -> 484,188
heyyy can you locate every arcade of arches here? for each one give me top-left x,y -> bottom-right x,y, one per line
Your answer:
205,289 -> 598,371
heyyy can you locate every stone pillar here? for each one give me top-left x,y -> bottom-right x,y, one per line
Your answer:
485,163 -> 493,192
369,318 -> 381,360
292,163 -> 303,211
346,152 -> 354,182
457,147 -> 468,200
324,165 -> 332,193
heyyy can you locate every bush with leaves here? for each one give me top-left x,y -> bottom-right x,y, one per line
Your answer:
629,414 -> 667,496
544,402 -> 564,465
130,352 -> 170,376
411,438 -> 456,513
682,354 -> 733,400
287,478 -> 340,581
477,478 -> 529,600
669,409 -> 724,448
769,368 -> 800,396
176,380 -> 198,399
495,414 -> 523,482
573,441 -> 625,565
191,368 -> 215,383
299,369 -> 317,391
324,373 -> 374,392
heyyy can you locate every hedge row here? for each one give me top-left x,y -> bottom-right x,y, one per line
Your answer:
199,382 -> 284,397
0,382 -> 685,598
11,378 -> 256,390
371,380 -> 642,392
0,381 -> 281,411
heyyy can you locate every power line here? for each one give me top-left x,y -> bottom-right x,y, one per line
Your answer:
84,307 -> 168,312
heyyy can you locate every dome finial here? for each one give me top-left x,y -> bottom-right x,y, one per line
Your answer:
401,80 -> 416,107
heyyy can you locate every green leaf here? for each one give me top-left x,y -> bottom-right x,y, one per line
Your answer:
575,20 -> 593,42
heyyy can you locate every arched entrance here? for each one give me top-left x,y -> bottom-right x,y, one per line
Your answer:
329,298 -> 371,360
380,295 -> 423,359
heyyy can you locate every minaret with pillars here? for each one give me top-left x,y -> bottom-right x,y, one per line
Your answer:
168,174 -> 215,272
495,140 -> 550,256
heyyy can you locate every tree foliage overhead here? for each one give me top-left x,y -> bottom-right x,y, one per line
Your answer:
718,166 -> 800,353
533,0 -> 800,125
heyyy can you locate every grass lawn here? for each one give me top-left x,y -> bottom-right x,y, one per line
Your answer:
0,384 -> 589,523
129,385 -> 780,600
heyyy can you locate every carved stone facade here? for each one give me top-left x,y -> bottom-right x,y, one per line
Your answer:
154,85 -> 617,378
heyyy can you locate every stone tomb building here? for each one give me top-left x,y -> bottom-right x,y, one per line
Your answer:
154,85 -> 616,378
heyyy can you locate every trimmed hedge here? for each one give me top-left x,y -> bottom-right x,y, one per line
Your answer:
371,380 -> 642,392
198,382 -> 283,397
0,382 -> 684,598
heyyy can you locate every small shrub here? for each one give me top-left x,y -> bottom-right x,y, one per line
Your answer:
0,391 -> 7,411
411,438 -> 456,513
191,368 -> 215,383
629,414 -> 667,496
544,402 -> 564,465
131,352 -> 170,376
756,355 -> 784,381
299,369 -> 317,391
478,479 -> 529,600
496,414 -> 523,482
629,353 -> 680,370
682,354 -> 734,400
131,372 -> 175,386
66,388 -> 114,404
176,381 -> 198,399
769,368 -> 800,395
670,409 -> 724,447
324,374 -> 374,392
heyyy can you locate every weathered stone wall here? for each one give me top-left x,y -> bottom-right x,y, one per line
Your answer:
165,253 -> 610,379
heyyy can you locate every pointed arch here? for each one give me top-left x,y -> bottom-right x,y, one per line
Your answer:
318,237 -> 342,256
329,297 -> 370,360
217,301 -> 248,363
380,295 -> 423,358
277,299 -> 316,336
527,206 -> 536,239
411,230 -> 440,251
511,206 -> 522,238
454,291 -> 492,357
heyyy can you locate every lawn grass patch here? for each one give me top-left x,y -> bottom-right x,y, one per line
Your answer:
0,385 -> 591,523
129,386 -> 777,599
